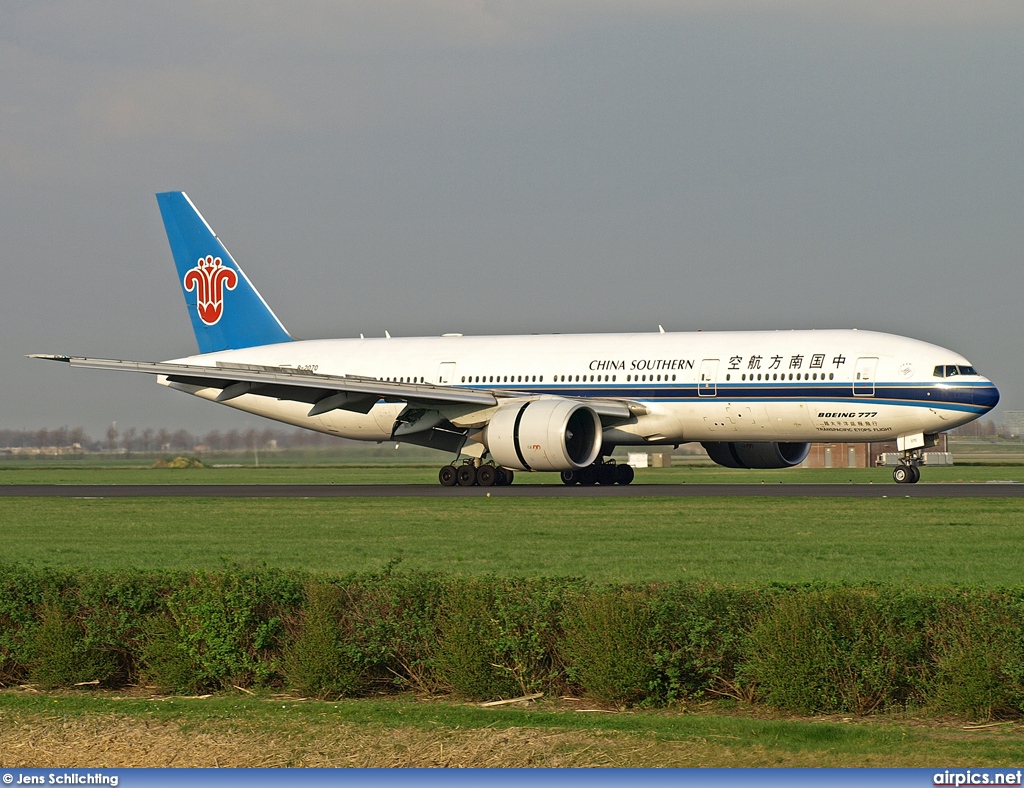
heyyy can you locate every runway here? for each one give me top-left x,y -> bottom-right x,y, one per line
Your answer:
2,483 -> 1023,498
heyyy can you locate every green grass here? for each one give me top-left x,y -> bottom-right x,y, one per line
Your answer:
3,464 -> 1024,484
2,692 -> 1021,766
2,497 -> 1022,584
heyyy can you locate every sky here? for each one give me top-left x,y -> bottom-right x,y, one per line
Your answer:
3,1 -> 1023,437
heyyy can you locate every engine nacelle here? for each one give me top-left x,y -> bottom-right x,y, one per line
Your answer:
701,441 -> 811,469
485,399 -> 602,472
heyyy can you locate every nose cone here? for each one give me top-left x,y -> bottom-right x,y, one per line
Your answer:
974,380 -> 1000,410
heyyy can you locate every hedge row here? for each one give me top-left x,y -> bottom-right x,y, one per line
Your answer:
1,565 -> 1022,719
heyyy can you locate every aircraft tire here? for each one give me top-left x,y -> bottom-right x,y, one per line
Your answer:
439,465 -> 458,486
477,465 -> 496,487
615,464 -> 634,485
909,465 -> 921,484
578,467 -> 597,486
560,470 -> 577,485
456,465 -> 477,486
503,469 -> 514,485
893,465 -> 911,484
596,465 -> 617,485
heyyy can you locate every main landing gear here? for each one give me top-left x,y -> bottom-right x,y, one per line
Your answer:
560,461 -> 634,486
438,460 -> 514,487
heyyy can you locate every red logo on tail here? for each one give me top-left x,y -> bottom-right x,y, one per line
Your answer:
183,256 -> 237,325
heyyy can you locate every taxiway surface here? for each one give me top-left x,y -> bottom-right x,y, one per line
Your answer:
2,483 -> 1023,498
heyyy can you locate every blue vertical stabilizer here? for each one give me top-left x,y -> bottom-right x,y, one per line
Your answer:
157,192 -> 293,353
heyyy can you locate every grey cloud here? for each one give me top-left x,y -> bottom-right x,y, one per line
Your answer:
2,2 -> 1022,436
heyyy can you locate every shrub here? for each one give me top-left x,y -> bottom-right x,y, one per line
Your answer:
283,582 -> 373,698
742,587 -> 932,714
559,588 -> 655,704
0,563 -> 1023,719
136,614 -> 202,693
429,577 -> 566,700
648,583 -> 775,703
0,564 -> 48,684
930,592 -> 1024,720
163,568 -> 303,691
28,596 -> 118,689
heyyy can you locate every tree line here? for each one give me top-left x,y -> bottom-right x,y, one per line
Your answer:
0,425 -> 341,453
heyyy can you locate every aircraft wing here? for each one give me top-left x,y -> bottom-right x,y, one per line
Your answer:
29,355 -> 634,420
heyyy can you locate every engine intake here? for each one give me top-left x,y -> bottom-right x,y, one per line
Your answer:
701,441 -> 811,469
486,399 -> 602,472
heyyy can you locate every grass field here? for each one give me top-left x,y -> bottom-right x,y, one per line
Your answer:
3,464 -> 1024,767
2,496 -> 1022,584
2,692 -> 1022,767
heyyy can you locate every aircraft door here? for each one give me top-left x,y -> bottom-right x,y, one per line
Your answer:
853,357 -> 878,396
437,362 -> 457,385
698,359 -> 719,397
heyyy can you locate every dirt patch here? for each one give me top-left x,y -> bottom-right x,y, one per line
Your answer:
0,713 -> 696,767
0,711 -> 988,768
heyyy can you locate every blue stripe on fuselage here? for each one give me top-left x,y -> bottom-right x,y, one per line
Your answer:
459,381 -> 998,415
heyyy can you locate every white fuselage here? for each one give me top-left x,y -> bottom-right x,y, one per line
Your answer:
160,328 -> 998,450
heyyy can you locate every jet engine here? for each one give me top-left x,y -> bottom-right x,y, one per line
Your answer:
701,441 -> 811,469
485,399 -> 602,472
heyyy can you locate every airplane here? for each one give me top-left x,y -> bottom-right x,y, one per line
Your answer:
31,192 -> 1000,486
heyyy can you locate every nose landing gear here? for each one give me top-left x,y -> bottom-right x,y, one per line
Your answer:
893,449 -> 923,484
892,464 -> 920,484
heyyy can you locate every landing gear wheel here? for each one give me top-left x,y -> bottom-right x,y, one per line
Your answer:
477,465 -> 496,487
456,465 -> 477,486
560,470 -> 578,486
615,464 -> 635,485
893,465 -> 915,484
597,464 -> 617,485
578,467 -> 598,486
908,465 -> 921,484
502,469 -> 514,485
439,465 -> 457,487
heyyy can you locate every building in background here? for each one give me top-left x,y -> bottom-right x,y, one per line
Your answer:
801,435 -> 950,468
1002,411 -> 1024,438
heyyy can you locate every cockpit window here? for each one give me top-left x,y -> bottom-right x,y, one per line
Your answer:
933,365 -> 978,378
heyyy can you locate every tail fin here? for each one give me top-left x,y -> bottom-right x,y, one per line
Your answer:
156,192 -> 293,353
